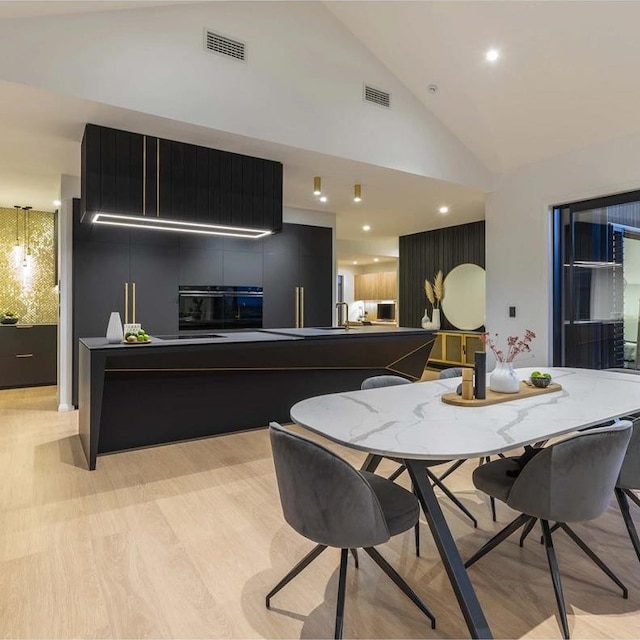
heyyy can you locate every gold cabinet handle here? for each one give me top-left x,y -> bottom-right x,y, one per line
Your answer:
294,287 -> 300,328
15,354 -> 33,358
16,325 -> 33,329
124,282 -> 129,325
299,286 -> 304,328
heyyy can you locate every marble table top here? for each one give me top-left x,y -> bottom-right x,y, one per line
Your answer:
290,367 -> 640,460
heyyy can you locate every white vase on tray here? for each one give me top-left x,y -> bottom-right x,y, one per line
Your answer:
489,361 -> 520,393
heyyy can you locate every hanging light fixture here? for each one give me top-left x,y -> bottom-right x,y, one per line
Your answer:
21,206 -> 32,288
313,176 -> 322,196
354,184 -> 362,203
13,205 -> 23,267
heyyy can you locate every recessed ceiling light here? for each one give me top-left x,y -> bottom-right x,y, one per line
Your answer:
439,206 -> 449,214
53,200 -> 61,206
485,49 -> 500,62
353,261 -> 358,265
319,196 -> 328,203
362,225 -> 371,231
373,258 -> 379,262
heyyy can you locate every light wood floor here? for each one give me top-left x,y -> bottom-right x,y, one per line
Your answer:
0,386 -> 639,639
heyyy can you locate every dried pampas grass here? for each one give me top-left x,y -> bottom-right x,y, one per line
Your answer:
424,270 -> 444,308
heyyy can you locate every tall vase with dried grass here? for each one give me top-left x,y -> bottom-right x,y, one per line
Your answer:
422,270 -> 444,330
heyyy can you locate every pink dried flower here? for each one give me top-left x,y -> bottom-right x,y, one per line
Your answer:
481,330 -> 536,363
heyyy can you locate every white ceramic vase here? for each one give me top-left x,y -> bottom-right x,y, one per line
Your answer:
421,308 -> 442,330
489,361 -> 520,393
431,308 -> 441,330
106,312 -> 124,344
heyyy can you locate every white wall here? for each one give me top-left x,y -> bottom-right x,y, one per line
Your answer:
0,2 -> 492,190
486,130 -> 640,366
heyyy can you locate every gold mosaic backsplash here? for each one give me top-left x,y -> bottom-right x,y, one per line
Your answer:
0,207 -> 58,324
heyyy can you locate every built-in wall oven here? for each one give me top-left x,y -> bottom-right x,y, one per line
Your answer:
179,286 -> 263,331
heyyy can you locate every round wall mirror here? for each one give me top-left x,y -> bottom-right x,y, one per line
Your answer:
440,263 -> 486,330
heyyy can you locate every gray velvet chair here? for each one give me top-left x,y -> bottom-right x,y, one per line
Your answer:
267,422 -> 436,639
361,373 -> 479,536
465,421 -> 633,639
615,416 -> 640,563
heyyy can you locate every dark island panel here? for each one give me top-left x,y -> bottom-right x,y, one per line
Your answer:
79,329 -> 435,469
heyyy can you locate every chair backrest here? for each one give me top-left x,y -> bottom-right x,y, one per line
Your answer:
507,421 -> 633,523
361,375 -> 411,390
439,367 -> 463,380
618,416 -> 640,489
269,423 -> 390,548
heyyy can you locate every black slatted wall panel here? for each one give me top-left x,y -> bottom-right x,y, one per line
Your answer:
399,221 -> 485,329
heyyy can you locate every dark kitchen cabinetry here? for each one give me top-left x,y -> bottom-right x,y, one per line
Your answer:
82,124 -> 283,233
0,325 -> 57,389
263,224 -> 332,328
73,200 -> 179,405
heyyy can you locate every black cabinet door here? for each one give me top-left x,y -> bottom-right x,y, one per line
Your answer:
73,238 -> 130,404
298,225 -> 333,327
129,233 -> 180,336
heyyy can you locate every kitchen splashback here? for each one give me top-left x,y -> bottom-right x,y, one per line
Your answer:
0,207 -> 57,324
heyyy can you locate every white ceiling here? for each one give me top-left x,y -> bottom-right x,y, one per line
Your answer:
326,1 -> 640,174
0,1 -> 184,20
0,79 -> 485,259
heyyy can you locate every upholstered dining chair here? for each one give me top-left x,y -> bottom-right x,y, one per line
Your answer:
615,416 -> 640,563
465,422 -> 633,639
361,373 -> 479,536
267,422 -> 436,640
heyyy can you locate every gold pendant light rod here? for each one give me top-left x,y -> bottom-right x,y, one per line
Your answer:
313,176 -> 321,196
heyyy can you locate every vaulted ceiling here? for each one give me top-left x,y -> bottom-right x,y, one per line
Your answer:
327,1 -> 640,173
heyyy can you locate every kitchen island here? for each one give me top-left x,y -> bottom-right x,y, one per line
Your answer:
78,327 -> 435,469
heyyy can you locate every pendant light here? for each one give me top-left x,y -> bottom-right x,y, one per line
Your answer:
354,184 -> 362,203
313,176 -> 322,196
13,205 -> 22,267
21,206 -> 32,288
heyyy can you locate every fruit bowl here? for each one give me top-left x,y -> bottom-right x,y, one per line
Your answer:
530,372 -> 552,388
123,328 -> 151,344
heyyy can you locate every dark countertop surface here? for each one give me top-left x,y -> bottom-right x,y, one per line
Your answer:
79,326 -> 429,350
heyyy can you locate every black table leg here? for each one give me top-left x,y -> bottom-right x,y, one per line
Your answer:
405,458 -> 492,639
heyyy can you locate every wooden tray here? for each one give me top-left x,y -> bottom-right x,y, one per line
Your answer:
441,381 -> 562,407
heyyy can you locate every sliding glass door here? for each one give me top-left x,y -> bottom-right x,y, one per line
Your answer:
553,191 -> 640,370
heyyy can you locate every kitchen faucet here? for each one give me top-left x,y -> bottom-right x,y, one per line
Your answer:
335,302 -> 350,330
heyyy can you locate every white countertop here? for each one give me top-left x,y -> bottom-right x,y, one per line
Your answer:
290,367 -> 640,460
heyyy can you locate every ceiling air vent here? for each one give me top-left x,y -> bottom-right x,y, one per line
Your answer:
363,84 -> 391,109
204,29 -> 246,62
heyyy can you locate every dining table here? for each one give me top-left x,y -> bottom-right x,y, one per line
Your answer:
289,366 -> 640,639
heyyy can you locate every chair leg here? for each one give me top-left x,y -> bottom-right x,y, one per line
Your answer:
334,549 -> 349,640
625,488 -> 640,509
436,458 -> 465,483
541,520 -> 570,640
519,517 -> 538,547
388,464 -> 406,482
414,521 -> 420,558
266,544 -> 328,608
559,524 -> 628,598
426,469 -> 478,528
363,546 -> 436,629
540,521 -> 562,544
616,488 -> 640,563
350,548 -> 359,569
465,513 -> 532,568
490,497 -> 497,522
